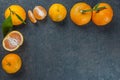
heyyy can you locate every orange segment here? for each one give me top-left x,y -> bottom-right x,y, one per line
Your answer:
33,6 -> 47,20
2,31 -> 23,52
70,2 -> 92,26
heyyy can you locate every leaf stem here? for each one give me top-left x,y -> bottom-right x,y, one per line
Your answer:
80,9 -> 93,14
81,6 -> 106,14
9,8 -> 14,15
9,8 -> 26,24
95,6 -> 106,12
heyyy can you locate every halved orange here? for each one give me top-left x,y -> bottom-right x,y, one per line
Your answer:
2,31 -> 24,52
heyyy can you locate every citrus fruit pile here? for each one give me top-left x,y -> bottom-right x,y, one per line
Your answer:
1,2 -> 114,74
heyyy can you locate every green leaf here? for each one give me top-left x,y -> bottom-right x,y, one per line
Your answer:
2,15 -> 13,37
15,13 -> 26,24
93,3 -> 100,10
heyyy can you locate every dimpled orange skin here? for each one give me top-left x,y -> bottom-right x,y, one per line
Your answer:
2,53 -> 22,74
49,3 -> 67,22
92,3 -> 113,26
70,2 -> 92,26
4,5 -> 26,26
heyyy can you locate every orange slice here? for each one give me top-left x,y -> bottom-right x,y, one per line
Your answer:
2,31 -> 24,52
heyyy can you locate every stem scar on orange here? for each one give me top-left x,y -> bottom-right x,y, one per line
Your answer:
2,53 -> 22,74
92,3 -> 113,26
70,2 -> 92,26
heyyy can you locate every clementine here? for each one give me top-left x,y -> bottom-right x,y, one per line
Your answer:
2,53 -> 22,74
49,3 -> 67,22
70,2 -> 92,26
4,5 -> 26,26
92,3 -> 113,26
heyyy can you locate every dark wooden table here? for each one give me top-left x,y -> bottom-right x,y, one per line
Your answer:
0,0 -> 120,80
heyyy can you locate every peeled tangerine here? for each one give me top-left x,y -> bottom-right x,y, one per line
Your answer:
33,6 -> 47,20
2,31 -> 24,52
28,10 -> 37,23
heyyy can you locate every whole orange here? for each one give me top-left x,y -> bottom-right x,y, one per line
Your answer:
2,53 -> 22,74
70,2 -> 92,26
92,3 -> 113,26
49,3 -> 67,22
4,5 -> 26,26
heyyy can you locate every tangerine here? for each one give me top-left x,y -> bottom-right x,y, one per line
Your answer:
49,3 -> 67,22
92,3 -> 113,26
4,5 -> 26,26
70,2 -> 92,26
2,53 -> 22,74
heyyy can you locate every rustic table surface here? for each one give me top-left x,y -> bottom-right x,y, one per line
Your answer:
0,0 -> 120,80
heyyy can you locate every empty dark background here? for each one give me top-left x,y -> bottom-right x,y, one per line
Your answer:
0,0 -> 120,80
